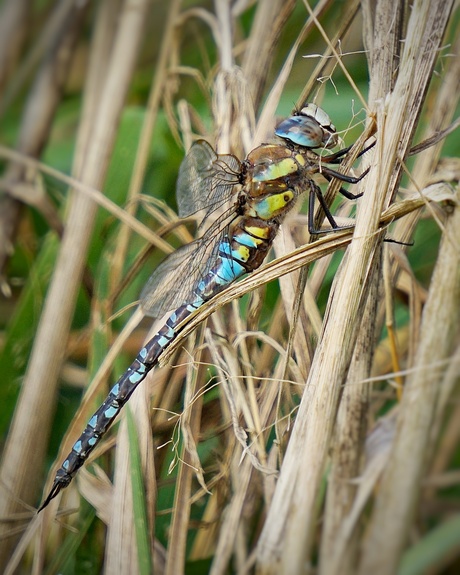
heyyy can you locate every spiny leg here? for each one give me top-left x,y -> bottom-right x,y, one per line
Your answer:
322,164 -> 369,185
312,144 -> 371,203
307,163 -> 368,235
307,180 -> 354,235
319,140 -> 376,165
322,170 -> 367,200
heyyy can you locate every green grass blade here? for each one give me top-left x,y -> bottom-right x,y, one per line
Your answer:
126,406 -> 152,575
398,515 -> 460,575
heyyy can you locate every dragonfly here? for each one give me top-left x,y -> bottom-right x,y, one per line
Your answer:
38,104 -> 369,511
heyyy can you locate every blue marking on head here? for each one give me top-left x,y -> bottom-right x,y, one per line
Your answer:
275,115 -> 322,148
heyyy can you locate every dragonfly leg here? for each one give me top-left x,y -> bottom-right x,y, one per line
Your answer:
321,165 -> 369,186
321,171 -> 367,200
308,180 -> 358,235
308,181 -> 339,234
320,140 -> 375,164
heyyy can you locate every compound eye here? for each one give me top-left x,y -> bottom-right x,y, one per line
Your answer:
275,115 -> 324,148
275,104 -> 338,149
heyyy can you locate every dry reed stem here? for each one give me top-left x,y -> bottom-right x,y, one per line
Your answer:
252,0 -> 351,147
102,3 -> 181,569
391,24 -> 460,250
105,404 -> 140,574
296,0 -> 361,108
319,16 -> 459,572
1,1 -> 457,573
0,145 -> 173,251
0,0 -> 150,571
0,0 -> 85,278
256,1 -> 455,573
0,0 -> 77,114
164,329 -> 205,575
241,0 -> 296,110
319,244 -> 382,574
0,0 -> 90,565
359,189 -> 460,573
207,334 -> 259,575
354,3 -> 457,574
0,0 -> 28,95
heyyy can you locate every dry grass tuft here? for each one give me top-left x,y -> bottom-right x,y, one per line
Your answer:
0,1 -> 458,574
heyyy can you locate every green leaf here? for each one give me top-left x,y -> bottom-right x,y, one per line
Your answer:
398,515 -> 460,575
126,406 -> 153,575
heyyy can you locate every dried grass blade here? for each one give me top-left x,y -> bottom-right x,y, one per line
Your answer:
256,0 -> 455,571
318,245 -> 382,575
241,0 -> 296,109
164,329 -> 205,575
0,0 -> 150,568
357,190 -> 460,574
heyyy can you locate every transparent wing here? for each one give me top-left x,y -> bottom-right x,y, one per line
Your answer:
176,140 -> 242,221
140,208 -> 237,318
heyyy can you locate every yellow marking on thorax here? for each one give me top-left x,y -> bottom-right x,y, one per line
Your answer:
244,226 -> 271,239
295,153 -> 306,166
265,190 -> 294,213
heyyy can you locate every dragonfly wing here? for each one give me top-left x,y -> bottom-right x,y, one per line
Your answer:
140,241 -> 202,318
176,140 -> 242,219
140,211 -> 236,318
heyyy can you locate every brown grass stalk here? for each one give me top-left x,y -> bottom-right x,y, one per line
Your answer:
0,1 -> 458,573
0,0 -> 150,570
359,192 -> 459,575
256,0 -> 456,573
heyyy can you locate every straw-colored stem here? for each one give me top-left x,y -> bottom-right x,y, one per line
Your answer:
256,0 -> 454,572
0,0 -> 149,569
358,192 -> 460,575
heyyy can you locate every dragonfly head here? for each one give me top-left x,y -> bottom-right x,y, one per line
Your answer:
275,103 -> 338,150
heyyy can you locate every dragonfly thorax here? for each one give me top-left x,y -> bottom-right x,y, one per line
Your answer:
248,189 -> 296,220
245,144 -> 305,186
242,144 -> 305,220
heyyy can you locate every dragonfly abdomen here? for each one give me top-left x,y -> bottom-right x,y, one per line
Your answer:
198,219 -> 278,301
38,221 -> 276,510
